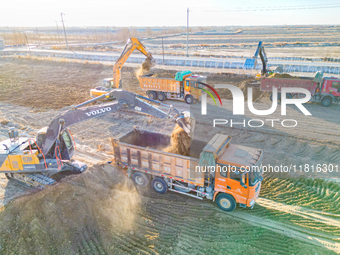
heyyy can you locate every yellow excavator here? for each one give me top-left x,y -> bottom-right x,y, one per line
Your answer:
0,89 -> 194,188
90,38 -> 155,98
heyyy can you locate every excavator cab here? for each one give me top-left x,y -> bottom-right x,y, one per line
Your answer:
36,127 -> 75,160
90,78 -> 114,99
103,78 -> 114,89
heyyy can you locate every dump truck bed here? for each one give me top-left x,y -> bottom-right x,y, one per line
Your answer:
260,77 -> 317,93
113,128 -> 207,186
139,75 -> 181,93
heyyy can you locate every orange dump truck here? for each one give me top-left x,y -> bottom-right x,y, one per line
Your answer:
113,128 -> 263,212
138,71 -> 206,104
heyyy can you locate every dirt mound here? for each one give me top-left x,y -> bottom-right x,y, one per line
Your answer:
0,165 -> 142,254
164,124 -> 191,156
268,73 -> 300,79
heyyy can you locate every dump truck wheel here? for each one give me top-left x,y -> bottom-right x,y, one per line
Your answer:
216,194 -> 236,212
151,177 -> 168,194
321,97 -> 332,107
148,91 -> 157,100
185,95 -> 194,104
132,172 -> 150,187
157,92 -> 166,101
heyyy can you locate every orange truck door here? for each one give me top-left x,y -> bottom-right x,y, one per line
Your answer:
184,80 -> 190,94
189,81 -> 200,99
227,169 -> 249,205
214,166 -> 249,205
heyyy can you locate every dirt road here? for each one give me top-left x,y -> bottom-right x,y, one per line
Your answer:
0,58 -> 339,254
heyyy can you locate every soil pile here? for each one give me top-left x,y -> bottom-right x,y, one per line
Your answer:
268,73 -> 300,79
164,124 -> 191,156
0,165 -> 142,254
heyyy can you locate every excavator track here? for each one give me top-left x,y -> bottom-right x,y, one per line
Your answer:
6,173 -> 56,188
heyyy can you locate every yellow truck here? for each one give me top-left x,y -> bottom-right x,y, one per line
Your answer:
113,127 -> 263,212
139,71 -> 206,104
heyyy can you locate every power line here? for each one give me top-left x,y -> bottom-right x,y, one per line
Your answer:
195,3 -> 340,12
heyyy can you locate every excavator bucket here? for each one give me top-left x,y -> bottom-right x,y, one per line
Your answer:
176,111 -> 195,138
142,57 -> 155,71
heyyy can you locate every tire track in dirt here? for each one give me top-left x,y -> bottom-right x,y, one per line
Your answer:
227,210 -> 340,253
140,196 -> 335,255
257,198 -> 340,237
261,178 -> 340,213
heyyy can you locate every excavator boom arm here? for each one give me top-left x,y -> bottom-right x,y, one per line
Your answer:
243,41 -> 268,74
113,38 -> 154,88
42,90 -> 191,155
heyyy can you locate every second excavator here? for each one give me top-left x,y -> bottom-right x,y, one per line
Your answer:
90,38 -> 155,98
0,89 -> 194,188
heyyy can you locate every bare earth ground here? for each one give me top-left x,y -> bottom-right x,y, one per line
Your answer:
0,58 -> 340,254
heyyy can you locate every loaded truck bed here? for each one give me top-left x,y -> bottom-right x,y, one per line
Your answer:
113,128 -> 207,186
139,75 -> 181,93
259,73 -> 340,106
138,71 -> 205,104
260,76 -> 317,93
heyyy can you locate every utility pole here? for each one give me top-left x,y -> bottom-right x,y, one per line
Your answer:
186,8 -> 189,57
55,20 -> 61,44
24,34 -> 31,54
60,13 -> 69,50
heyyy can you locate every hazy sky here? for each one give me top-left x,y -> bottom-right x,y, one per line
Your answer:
1,0 -> 340,27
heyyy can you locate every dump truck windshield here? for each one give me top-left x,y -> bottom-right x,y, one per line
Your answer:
249,167 -> 263,186
198,77 -> 207,83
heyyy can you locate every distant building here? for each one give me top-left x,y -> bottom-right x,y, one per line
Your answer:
0,39 -> 4,50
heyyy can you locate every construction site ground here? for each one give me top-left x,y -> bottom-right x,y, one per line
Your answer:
0,57 -> 340,254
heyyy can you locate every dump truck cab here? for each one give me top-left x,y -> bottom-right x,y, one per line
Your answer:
214,144 -> 263,209
183,75 -> 206,104
318,77 -> 340,106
